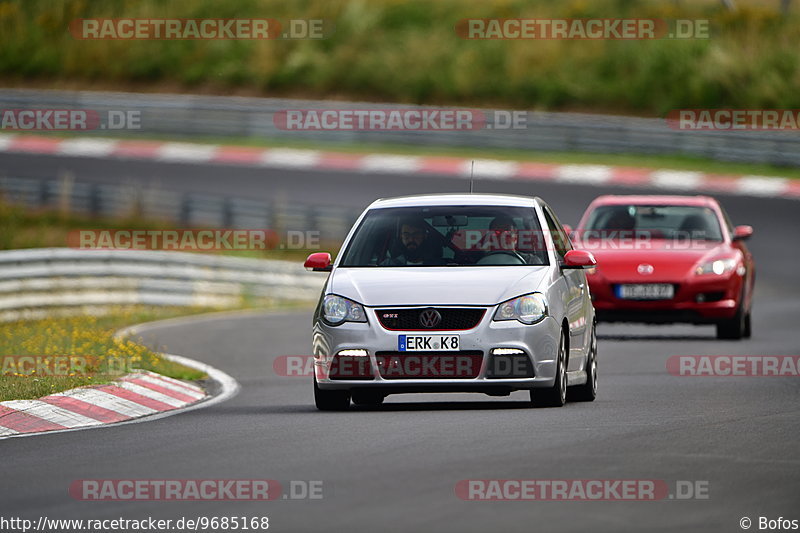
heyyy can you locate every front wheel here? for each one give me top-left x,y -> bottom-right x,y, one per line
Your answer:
351,390 -> 385,406
531,330 -> 567,408
314,377 -> 350,411
716,305 -> 746,340
743,311 -> 752,338
569,324 -> 597,402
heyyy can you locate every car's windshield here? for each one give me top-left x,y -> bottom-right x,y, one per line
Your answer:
339,205 -> 549,267
582,205 -> 723,242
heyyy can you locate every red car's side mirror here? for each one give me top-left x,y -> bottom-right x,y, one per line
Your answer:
304,252 -> 332,272
562,249 -> 597,269
733,225 -> 753,241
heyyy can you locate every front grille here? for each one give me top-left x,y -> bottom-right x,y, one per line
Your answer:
374,351 -> 484,379
376,308 -> 485,331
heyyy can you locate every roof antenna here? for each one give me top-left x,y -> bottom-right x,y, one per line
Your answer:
469,160 -> 475,193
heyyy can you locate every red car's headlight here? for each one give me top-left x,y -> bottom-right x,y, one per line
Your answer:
695,258 -> 737,276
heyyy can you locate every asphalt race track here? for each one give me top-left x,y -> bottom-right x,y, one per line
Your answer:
2,152 -> 799,532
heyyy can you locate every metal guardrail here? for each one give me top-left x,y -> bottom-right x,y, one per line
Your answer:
0,175 -> 358,244
0,248 -> 325,322
2,89 -> 799,166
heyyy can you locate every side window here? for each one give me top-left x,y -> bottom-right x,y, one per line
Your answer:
720,207 -> 735,239
542,207 -> 572,260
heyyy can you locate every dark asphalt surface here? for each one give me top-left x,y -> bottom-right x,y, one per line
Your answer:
2,152 -> 799,532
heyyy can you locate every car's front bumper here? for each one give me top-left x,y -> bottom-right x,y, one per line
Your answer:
587,271 -> 743,323
312,309 -> 561,393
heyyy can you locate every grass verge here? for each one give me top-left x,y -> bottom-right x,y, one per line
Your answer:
2,0 -> 799,115
0,307 -> 209,401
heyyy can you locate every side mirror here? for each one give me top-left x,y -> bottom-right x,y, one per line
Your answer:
562,250 -> 596,269
733,225 -> 753,241
304,252 -> 332,272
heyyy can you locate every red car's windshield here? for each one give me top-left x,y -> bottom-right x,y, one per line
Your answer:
581,205 -> 723,241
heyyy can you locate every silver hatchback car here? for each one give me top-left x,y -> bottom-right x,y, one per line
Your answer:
304,194 -> 598,410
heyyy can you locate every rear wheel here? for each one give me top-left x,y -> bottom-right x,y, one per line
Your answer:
314,377 -> 350,411
351,390 -> 385,406
569,324 -> 597,402
531,330 -> 567,408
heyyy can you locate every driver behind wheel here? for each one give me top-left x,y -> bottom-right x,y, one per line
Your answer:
485,216 -> 542,265
381,217 -> 445,266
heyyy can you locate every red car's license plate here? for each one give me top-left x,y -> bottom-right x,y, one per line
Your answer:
617,284 -> 674,300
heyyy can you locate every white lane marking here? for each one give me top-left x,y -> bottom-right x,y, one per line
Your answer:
163,353 -> 239,410
143,371 -> 204,392
463,159 -> 519,180
112,381 -> 187,408
0,425 -> 19,436
260,148 -> 321,168
134,374 -> 206,400
143,372 -> 205,395
359,154 -> 421,173
649,170 -> 704,190
736,176 -> 790,197
57,138 -> 119,157
156,143 -> 218,162
556,164 -> 612,184
0,134 -> 17,150
0,400 -> 102,428
53,388 -> 156,417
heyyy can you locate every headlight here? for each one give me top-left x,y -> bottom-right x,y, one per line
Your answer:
493,293 -> 548,325
695,258 -> 737,276
322,294 -> 367,325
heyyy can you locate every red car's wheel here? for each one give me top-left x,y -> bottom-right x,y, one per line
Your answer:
716,305 -> 746,340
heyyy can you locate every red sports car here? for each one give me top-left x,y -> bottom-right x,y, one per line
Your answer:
572,195 -> 755,339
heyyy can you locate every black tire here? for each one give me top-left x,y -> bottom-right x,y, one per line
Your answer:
531,329 -> 567,408
569,323 -> 597,402
314,377 -> 350,411
743,311 -> 752,339
351,390 -> 385,406
716,305 -> 745,340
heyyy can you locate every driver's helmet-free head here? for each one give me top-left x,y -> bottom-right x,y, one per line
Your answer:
604,208 -> 635,231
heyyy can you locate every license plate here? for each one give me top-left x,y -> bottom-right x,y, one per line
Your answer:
617,284 -> 674,300
398,335 -> 460,351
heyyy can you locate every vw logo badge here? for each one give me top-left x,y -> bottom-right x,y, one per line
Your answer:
637,263 -> 654,275
419,308 -> 442,328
